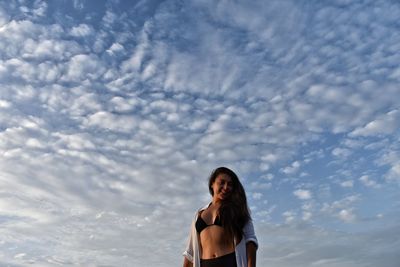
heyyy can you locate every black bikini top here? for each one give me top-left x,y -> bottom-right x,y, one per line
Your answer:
195,211 -> 223,233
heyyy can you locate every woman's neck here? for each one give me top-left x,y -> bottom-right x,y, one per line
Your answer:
211,198 -> 222,208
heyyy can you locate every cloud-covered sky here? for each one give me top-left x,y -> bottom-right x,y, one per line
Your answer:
1,0 -> 399,266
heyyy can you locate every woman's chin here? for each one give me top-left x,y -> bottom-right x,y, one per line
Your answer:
219,194 -> 230,200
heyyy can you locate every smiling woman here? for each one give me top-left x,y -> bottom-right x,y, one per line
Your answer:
183,167 -> 258,267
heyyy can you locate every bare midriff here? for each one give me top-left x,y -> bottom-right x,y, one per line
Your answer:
199,225 -> 235,259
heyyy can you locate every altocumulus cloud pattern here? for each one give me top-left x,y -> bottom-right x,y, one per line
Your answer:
0,0 -> 400,266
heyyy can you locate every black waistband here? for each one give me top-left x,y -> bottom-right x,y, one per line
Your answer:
200,252 -> 237,267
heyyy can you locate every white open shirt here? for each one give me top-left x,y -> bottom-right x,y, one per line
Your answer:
183,203 -> 258,267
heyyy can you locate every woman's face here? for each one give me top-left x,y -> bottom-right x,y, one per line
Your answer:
212,173 -> 234,201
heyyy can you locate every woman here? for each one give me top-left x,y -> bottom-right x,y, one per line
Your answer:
183,167 -> 258,267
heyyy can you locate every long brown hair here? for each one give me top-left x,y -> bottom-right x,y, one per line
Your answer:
208,167 -> 251,241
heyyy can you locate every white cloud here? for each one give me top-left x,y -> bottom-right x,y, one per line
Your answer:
262,153 -> 279,164
293,189 -> 312,200
32,1 -> 48,17
73,0 -> 84,10
359,175 -> 380,188
52,133 -> 96,150
340,180 -> 354,188
332,147 -> 352,158
84,111 -> 139,133
350,110 -> 400,137
261,173 -> 274,181
338,209 -> 356,223
36,61 -> 61,82
121,27 -> 150,73
321,195 -> 360,223
282,161 -> 301,175
102,10 -> 118,27
106,42 -> 124,55
386,163 -> 400,183
109,96 -> 139,112
283,211 -> 296,224
70,24 -> 93,37
376,150 -> 400,183
0,99 -> 11,108
307,84 -> 346,103
252,192 -> 263,200
0,19 -> 67,59
63,54 -> 105,81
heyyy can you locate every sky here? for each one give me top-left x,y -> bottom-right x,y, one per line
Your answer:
0,0 -> 399,266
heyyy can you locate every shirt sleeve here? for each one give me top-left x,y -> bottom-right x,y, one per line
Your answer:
182,215 -> 196,262
243,218 -> 258,249
183,238 -> 193,263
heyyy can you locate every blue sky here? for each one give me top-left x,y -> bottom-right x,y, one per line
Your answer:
0,0 -> 399,266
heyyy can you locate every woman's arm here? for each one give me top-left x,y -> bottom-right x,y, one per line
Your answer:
243,218 -> 258,267
246,241 -> 257,267
183,257 -> 193,267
